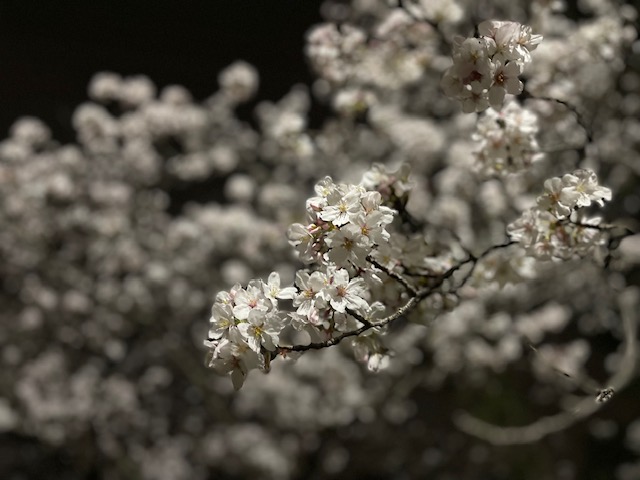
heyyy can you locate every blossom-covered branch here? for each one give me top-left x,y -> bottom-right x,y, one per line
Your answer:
205,163 -> 618,389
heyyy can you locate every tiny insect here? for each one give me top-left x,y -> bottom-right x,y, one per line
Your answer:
595,387 -> 615,403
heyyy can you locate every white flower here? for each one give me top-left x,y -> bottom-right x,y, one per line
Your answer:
453,37 -> 496,74
536,169 -> 611,219
207,330 -> 260,391
287,222 -> 319,263
443,21 -> 541,112
361,192 -> 396,223
537,177 -> 578,218
326,227 -> 369,267
515,24 -> 543,63
456,56 -> 494,94
237,312 -> 283,353
208,303 -> 236,340
562,169 -> 612,208
481,21 -> 520,64
262,272 -> 297,304
350,212 -> 390,246
322,268 -> 369,314
488,61 -> 523,108
370,241 -> 403,272
320,187 -> 362,226
232,282 -> 269,321
215,289 -> 234,307
293,270 -> 326,316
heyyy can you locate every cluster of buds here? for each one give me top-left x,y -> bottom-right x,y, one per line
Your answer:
441,20 -> 542,112
507,169 -> 612,259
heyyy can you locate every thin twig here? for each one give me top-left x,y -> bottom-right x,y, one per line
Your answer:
522,92 -> 593,157
277,240 -> 516,354
367,254 -> 418,295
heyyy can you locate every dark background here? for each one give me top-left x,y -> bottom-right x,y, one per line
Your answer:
0,1 -> 323,142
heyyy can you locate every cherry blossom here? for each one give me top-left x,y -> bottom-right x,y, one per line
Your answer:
442,21 -> 542,112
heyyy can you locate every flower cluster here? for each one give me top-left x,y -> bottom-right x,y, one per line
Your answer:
205,273 -> 296,390
536,169 -> 612,219
442,20 -> 542,112
205,255 -> 384,390
472,101 -> 543,176
287,177 -> 396,266
507,169 -> 612,259
205,174 -> 399,389
289,263 -> 384,354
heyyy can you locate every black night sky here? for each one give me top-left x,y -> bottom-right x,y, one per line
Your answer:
0,1 -> 323,142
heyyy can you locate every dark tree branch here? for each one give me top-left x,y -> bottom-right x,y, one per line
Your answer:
277,240 -> 516,354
